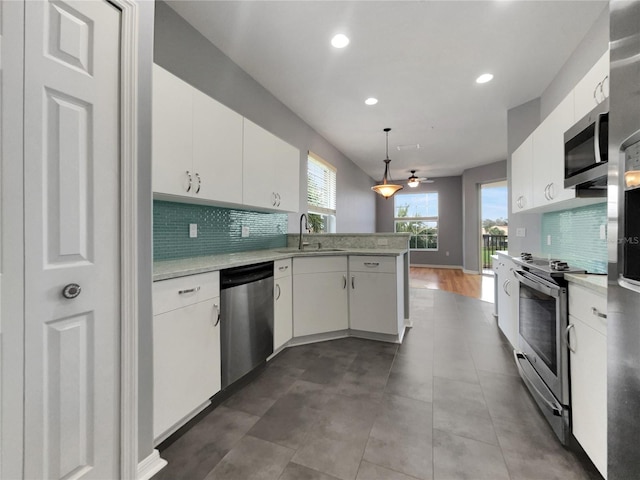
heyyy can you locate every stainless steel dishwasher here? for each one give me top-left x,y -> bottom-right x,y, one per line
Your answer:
220,261 -> 274,389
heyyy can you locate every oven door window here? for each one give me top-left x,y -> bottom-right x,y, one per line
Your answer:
519,283 -> 557,375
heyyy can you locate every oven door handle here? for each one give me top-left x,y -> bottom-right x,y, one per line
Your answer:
514,351 -> 563,417
513,270 -> 560,298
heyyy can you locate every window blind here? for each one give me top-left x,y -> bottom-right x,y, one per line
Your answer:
307,153 -> 337,215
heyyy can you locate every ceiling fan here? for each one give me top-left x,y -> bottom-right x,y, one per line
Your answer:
406,170 -> 434,188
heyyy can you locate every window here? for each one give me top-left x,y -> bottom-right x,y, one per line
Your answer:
307,152 -> 336,233
394,192 -> 439,250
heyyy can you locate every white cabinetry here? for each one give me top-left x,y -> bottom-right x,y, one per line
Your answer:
293,256 -> 348,337
493,254 -> 519,347
568,283 -> 607,478
152,271 -> 221,444
532,93 -> 575,207
349,256 -> 404,336
511,136 -> 533,212
243,119 -> 300,212
152,64 -> 243,204
274,259 -> 293,350
574,50 -> 610,121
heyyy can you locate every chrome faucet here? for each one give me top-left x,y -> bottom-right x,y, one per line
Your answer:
299,213 -> 309,250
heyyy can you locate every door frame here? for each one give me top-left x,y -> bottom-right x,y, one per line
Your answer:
1,1 -> 143,478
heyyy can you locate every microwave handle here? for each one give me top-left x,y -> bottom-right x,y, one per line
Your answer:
594,112 -> 606,164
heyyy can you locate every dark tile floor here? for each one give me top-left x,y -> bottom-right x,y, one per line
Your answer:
154,288 -> 598,480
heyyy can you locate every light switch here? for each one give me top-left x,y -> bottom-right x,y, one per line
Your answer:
189,224 -> 198,238
516,228 -> 526,237
241,226 -> 250,238
600,224 -> 607,240
547,235 -> 552,246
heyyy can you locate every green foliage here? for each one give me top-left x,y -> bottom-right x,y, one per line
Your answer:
308,213 -> 324,233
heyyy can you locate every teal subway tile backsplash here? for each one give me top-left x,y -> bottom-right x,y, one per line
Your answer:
153,200 -> 287,260
541,202 -> 607,273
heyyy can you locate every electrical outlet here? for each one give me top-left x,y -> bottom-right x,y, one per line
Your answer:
516,228 -> 526,237
377,238 -> 389,246
446,251 -> 450,256
241,226 -> 250,238
189,224 -> 198,238
547,235 -> 552,246
600,224 -> 607,240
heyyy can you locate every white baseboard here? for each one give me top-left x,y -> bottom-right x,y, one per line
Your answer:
410,264 -> 463,269
137,449 -> 167,480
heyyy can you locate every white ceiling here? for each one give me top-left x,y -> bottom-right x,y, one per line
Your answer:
166,0 -> 607,181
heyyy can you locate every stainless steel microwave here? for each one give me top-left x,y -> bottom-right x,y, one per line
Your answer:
564,99 -> 608,194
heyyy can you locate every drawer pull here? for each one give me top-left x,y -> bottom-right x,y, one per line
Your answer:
278,265 -> 289,271
178,286 -> 200,295
364,262 -> 379,267
591,307 -> 607,319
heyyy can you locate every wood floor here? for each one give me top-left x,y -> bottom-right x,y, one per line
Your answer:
409,266 -> 495,302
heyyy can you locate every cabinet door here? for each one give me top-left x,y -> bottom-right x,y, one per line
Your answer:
152,64 -> 193,196
293,272 -> 348,336
193,89 -> 243,204
153,298 -> 221,440
349,272 -> 398,335
574,50 -> 610,121
272,139 -> 300,212
274,275 -> 293,350
569,317 -> 607,478
242,119 -> 279,210
532,93 -> 575,207
511,136 -> 533,212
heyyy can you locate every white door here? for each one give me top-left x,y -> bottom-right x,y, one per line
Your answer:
23,1 -> 121,478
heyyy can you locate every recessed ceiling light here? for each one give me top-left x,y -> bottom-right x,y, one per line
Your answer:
365,97 -> 378,105
331,33 -> 350,49
476,73 -> 494,84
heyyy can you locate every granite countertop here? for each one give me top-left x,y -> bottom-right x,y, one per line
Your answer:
154,247 -> 408,281
564,273 -> 607,295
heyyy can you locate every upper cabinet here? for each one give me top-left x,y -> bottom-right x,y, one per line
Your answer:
152,64 -> 300,212
243,119 -> 300,212
574,50 -> 609,121
511,51 -> 609,213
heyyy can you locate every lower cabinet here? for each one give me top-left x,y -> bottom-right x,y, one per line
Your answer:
293,256 -> 348,337
568,283 -> 607,478
274,259 -> 293,350
152,272 -> 221,444
349,256 -> 404,335
494,254 -> 519,347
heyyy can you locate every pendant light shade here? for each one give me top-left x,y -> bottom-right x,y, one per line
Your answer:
371,128 -> 403,199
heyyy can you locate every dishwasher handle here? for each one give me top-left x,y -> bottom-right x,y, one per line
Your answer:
220,261 -> 274,289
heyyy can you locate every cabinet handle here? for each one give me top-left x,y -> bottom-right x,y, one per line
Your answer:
275,284 -> 281,300
271,192 -> 277,206
503,280 -> 511,296
278,265 -> 289,271
178,286 -> 200,295
364,262 -> 379,267
186,170 -> 192,193
213,303 -> 220,327
564,323 -> 576,353
594,82 -> 600,104
548,182 -> 555,200
343,275 -> 347,289
276,193 -> 281,207
195,172 -> 201,194
591,307 -> 607,319
601,75 -> 609,99
351,276 -> 355,289
544,184 -> 549,201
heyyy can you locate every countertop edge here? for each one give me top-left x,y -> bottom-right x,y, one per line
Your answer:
154,248 -> 409,281
564,273 -> 608,295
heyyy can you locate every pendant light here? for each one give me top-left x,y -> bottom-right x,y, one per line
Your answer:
371,128 -> 403,199
407,170 -> 420,188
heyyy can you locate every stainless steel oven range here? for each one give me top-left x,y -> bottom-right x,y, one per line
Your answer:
512,253 -> 585,445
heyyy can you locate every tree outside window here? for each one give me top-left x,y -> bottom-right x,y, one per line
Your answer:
394,193 -> 439,250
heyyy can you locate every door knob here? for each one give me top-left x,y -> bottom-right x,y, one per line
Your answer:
62,283 -> 81,299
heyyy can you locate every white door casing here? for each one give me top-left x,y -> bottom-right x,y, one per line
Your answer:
23,1 -> 121,478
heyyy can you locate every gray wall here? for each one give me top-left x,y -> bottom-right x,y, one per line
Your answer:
154,2 -> 376,234
462,160 -> 507,272
376,177 -> 463,266
507,5 -> 608,256
137,0 -> 156,462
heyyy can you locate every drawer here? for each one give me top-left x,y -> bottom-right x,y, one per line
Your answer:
349,255 -> 396,274
293,256 -> 347,275
274,258 -> 292,279
153,271 -> 220,315
568,283 -> 607,336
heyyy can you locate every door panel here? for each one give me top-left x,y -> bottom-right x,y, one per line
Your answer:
24,1 -> 121,478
